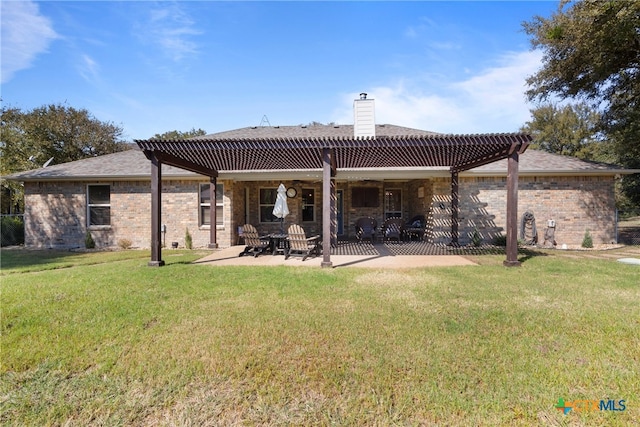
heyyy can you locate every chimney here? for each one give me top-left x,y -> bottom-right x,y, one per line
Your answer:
353,92 -> 375,138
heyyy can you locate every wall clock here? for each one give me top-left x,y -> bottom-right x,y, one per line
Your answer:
286,187 -> 297,198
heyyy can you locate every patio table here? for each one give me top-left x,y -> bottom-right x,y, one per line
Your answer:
268,233 -> 289,255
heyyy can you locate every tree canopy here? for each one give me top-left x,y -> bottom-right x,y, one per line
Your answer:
1,103 -> 129,174
520,102 -> 607,161
524,1 -> 640,112
152,128 -> 207,140
1,103 -> 129,213
523,0 -> 640,209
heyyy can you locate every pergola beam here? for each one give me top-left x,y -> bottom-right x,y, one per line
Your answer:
143,149 -> 219,178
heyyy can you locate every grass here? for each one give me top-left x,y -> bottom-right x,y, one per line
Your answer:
1,248 -> 638,426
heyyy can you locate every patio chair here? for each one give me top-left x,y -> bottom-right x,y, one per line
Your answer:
405,214 -> 427,241
238,224 -> 270,257
382,217 -> 405,243
285,224 -> 321,261
355,217 -> 377,243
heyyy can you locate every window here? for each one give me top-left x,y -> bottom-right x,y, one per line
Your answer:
259,188 -> 279,223
87,184 -> 110,226
352,187 -> 379,207
302,188 -> 315,221
199,183 -> 224,226
384,189 -> 402,219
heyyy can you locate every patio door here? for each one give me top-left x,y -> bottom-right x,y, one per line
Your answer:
384,189 -> 402,219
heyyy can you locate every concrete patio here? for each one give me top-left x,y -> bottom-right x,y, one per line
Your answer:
195,241 -> 479,268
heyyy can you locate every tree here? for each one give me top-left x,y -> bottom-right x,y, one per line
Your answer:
520,102 -> 607,161
304,121 -> 336,127
1,103 -> 128,172
1,103 -> 129,213
152,128 -> 207,140
523,0 -> 640,209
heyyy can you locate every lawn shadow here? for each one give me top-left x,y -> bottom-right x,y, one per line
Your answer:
0,248 -> 86,270
517,248 -> 549,263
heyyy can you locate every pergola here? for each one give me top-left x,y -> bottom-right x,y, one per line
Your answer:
135,133 -> 531,267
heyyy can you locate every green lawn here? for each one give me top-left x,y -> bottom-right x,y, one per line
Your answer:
1,249 -> 638,426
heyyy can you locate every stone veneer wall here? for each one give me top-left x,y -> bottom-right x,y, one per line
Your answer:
23,180 -> 234,249
429,175 -> 617,246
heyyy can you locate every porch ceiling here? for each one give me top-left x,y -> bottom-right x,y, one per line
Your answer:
135,133 -> 532,176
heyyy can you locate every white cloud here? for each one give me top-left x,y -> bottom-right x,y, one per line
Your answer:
139,3 -> 202,62
78,54 -> 100,84
0,0 -> 58,83
333,50 -> 543,134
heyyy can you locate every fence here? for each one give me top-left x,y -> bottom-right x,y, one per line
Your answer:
1,214 -> 24,247
617,210 -> 640,245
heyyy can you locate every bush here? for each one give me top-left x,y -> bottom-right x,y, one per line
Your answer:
0,216 -> 24,247
582,229 -> 593,248
471,228 -> 482,247
493,234 -> 507,247
185,228 -> 193,250
85,231 -> 96,249
118,239 -> 132,249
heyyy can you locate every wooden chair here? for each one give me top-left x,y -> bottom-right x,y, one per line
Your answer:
382,217 -> 405,243
238,224 -> 270,257
285,224 -> 321,261
355,217 -> 377,243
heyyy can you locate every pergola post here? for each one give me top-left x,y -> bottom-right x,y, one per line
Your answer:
504,147 -> 521,267
208,176 -> 218,249
330,178 -> 337,247
321,147 -> 333,268
149,153 -> 165,267
450,171 -> 459,246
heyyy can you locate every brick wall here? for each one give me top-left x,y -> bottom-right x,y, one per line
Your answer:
430,175 -> 617,246
23,174 -> 617,249
23,180 -> 235,249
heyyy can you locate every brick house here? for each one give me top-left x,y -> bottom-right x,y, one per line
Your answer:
5,95 -> 637,266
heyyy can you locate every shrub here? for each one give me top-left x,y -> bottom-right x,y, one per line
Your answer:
85,231 -> 96,249
0,216 -> 24,247
493,234 -> 507,247
471,228 -> 482,247
118,238 -> 132,249
582,229 -> 593,248
185,228 -> 193,250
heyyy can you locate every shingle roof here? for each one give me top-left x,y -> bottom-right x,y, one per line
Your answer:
192,124 -> 439,139
3,149 -> 189,181
472,149 -> 629,174
4,147 -> 633,182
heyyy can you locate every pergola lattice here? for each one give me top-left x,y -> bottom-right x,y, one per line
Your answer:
136,133 -> 531,267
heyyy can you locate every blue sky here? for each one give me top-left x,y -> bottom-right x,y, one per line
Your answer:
1,1 -> 559,140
